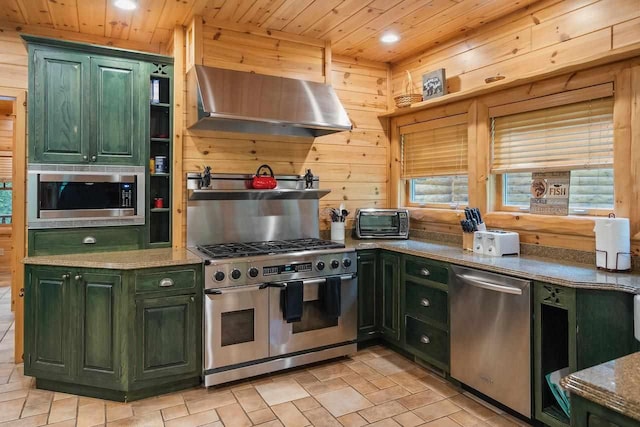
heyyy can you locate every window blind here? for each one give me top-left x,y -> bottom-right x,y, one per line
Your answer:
401,121 -> 468,179
491,97 -> 614,173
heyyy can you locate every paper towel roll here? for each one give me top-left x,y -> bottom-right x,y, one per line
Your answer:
594,217 -> 631,270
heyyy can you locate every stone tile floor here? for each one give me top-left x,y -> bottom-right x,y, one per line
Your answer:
0,282 -> 532,426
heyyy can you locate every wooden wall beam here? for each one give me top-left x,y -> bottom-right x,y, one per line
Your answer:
172,25 -> 185,248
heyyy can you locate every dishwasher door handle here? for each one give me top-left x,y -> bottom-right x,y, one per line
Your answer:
456,274 -> 523,295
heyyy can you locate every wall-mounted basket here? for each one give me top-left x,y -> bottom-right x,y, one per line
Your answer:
394,71 -> 422,108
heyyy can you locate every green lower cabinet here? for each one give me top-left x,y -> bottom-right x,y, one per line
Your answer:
135,294 -> 199,382
571,394 -> 639,427
534,282 -> 638,427
357,250 -> 379,341
380,251 -> 401,343
25,263 -> 202,401
24,267 -> 73,378
28,226 -> 144,256
404,315 -> 449,371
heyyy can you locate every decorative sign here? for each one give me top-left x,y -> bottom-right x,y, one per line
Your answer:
422,69 -> 446,101
529,171 -> 570,216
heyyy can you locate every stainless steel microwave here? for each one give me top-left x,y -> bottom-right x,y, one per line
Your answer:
27,165 -> 145,229
355,208 -> 410,239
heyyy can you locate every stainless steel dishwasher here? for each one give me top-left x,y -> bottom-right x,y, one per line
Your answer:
450,265 -> 531,418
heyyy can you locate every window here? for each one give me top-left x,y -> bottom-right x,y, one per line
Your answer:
490,85 -> 614,213
401,115 -> 468,207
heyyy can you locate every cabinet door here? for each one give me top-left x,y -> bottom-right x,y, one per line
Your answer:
357,251 -> 379,341
30,49 -> 90,163
77,272 -> 124,386
135,294 -> 200,381
24,267 -> 73,379
90,57 -> 142,165
380,251 -> 401,343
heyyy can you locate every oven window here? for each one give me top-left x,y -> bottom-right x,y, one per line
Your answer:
292,301 -> 338,334
360,215 -> 398,233
221,309 -> 255,346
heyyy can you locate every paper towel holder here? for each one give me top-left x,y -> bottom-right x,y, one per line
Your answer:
595,249 -> 632,272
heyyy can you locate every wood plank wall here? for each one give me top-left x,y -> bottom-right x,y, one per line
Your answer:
0,103 -> 13,273
390,0 -> 640,96
387,0 -> 640,253
177,22 -> 390,245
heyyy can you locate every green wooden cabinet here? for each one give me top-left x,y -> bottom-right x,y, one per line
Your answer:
134,294 -> 199,381
380,251 -> 401,343
24,266 -> 73,378
30,48 -> 90,163
28,42 -> 144,165
28,226 -> 144,256
534,282 -> 638,427
571,394 -> 639,427
90,57 -> 143,165
401,255 -> 450,372
24,263 -> 202,401
357,250 -> 379,341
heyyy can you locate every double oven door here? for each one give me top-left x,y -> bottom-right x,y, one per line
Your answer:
269,274 -> 357,357
204,284 -> 269,371
204,274 -> 357,371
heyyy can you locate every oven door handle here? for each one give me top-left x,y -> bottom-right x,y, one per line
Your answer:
204,283 -> 268,295
268,273 -> 357,288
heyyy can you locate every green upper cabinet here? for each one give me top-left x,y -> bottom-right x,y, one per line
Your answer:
30,49 -> 90,163
90,57 -> 143,165
27,41 -> 146,165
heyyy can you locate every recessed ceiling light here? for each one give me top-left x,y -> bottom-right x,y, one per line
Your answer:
114,0 -> 137,10
380,33 -> 400,44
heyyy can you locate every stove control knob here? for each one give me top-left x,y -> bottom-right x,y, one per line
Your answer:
231,269 -> 241,280
248,267 -> 259,278
330,260 -> 340,269
316,261 -> 325,271
343,258 -> 352,268
214,271 -> 225,282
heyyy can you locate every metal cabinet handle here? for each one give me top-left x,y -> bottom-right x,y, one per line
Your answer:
74,274 -> 83,281
190,296 -> 195,302
61,273 -> 70,279
82,155 -> 88,161
420,298 -> 430,307
159,278 -> 174,287
90,155 -> 97,162
420,268 -> 430,277
420,335 -> 430,344
82,236 -> 96,244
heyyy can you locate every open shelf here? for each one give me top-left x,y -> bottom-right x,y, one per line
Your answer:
147,66 -> 172,246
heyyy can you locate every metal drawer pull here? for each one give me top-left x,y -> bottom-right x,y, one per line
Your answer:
82,236 -> 97,244
420,298 -> 430,307
159,278 -> 174,287
74,274 -> 82,281
420,268 -> 430,277
420,335 -> 430,344
61,273 -> 70,279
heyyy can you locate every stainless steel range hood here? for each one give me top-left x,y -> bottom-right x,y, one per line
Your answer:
186,65 -> 352,138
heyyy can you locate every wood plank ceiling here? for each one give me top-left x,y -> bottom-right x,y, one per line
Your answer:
0,0 -> 539,62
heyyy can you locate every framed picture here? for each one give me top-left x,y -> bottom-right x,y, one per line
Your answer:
422,69 -> 446,100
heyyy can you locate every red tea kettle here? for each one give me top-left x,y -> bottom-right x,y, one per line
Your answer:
252,164 -> 278,189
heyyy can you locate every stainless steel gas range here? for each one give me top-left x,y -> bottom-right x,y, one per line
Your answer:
186,170 -> 358,387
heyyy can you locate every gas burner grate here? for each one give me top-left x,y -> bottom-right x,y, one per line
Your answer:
197,238 -> 344,259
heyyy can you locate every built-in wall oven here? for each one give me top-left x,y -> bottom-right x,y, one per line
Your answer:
27,164 -> 145,229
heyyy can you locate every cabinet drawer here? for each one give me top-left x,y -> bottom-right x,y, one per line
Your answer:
405,257 -> 448,284
135,269 -> 196,293
405,280 -> 448,325
28,226 -> 143,256
405,316 -> 449,368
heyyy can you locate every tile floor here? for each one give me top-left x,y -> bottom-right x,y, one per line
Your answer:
0,281 -> 531,426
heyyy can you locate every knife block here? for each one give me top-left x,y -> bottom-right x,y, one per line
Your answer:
462,232 -> 474,251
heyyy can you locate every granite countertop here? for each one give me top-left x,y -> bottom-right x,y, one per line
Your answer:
23,248 -> 203,270
561,352 -> 640,421
345,238 -> 640,294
